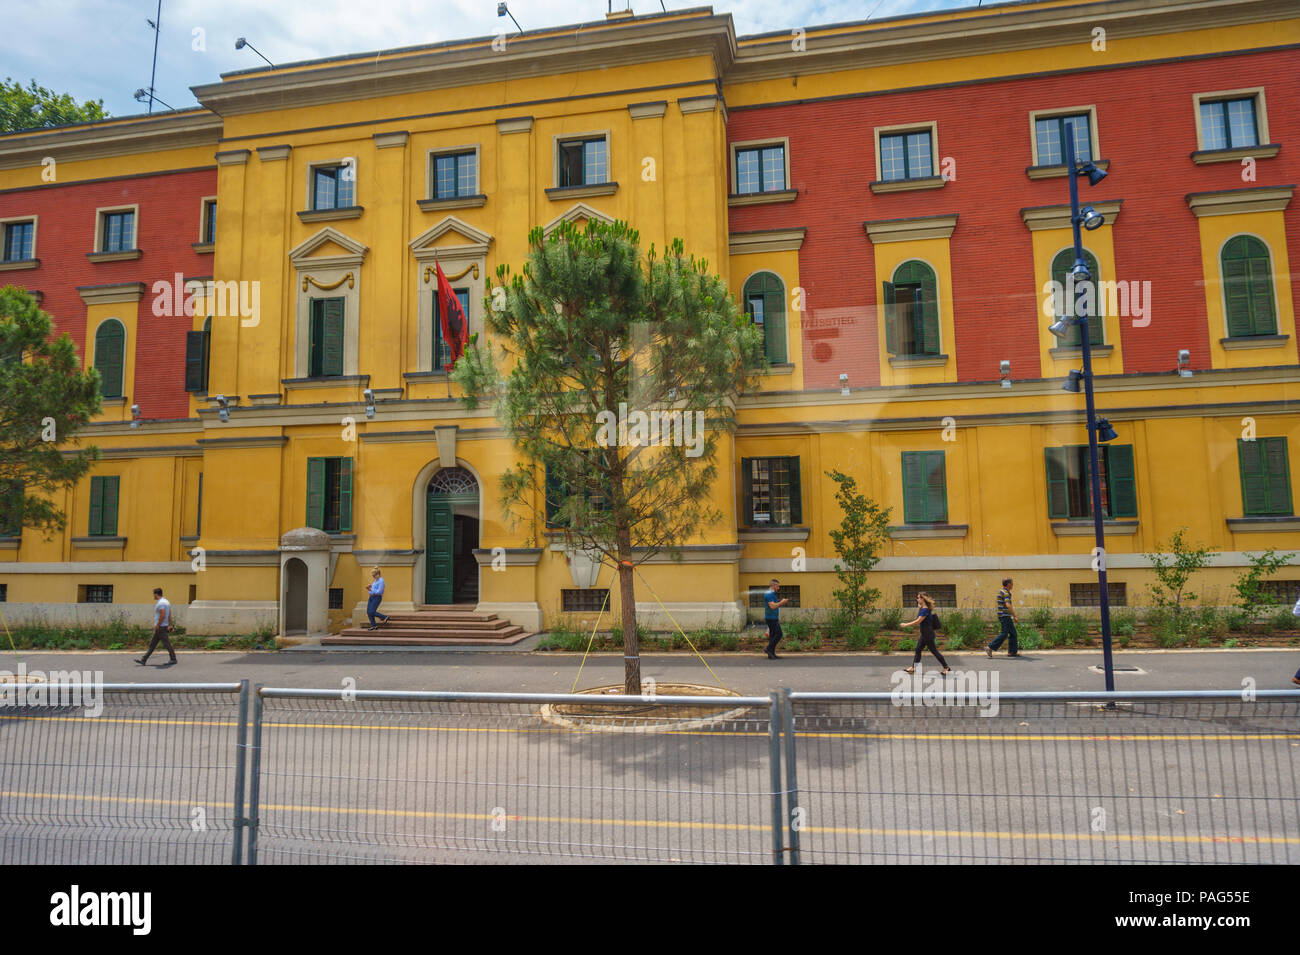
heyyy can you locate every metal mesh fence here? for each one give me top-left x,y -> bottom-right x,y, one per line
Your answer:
250,690 -> 780,865
0,683 -> 248,865
785,691 -> 1300,865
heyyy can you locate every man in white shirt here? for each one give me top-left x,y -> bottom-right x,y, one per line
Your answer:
137,587 -> 178,666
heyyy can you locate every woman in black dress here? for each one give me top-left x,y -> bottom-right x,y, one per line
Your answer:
901,592 -> 950,674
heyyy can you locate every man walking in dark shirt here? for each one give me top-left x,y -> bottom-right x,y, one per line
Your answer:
986,577 -> 1020,658
764,578 -> 789,660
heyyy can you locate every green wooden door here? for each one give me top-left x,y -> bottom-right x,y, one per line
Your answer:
426,498 -> 454,604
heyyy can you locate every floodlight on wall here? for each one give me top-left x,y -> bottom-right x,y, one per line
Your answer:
215,394 -> 230,423
363,388 -> 376,419
1048,315 -> 1074,340
1077,160 -> 1108,187
130,404 -> 141,428
839,373 -> 850,397
1080,205 -> 1105,231
1063,369 -> 1084,393
1096,417 -> 1118,442
999,359 -> 1011,388
1177,349 -> 1193,378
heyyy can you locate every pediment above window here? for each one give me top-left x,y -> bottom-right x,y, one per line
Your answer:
409,215 -> 493,261
542,202 -> 615,238
289,226 -> 368,270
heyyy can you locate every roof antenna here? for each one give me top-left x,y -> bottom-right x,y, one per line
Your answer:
145,0 -> 163,114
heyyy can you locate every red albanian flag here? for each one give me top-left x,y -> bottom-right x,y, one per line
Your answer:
436,260 -> 470,371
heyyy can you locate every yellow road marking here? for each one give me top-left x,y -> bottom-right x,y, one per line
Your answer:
2,790 -> 1295,844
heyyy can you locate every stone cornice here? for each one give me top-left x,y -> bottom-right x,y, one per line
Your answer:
1185,184 -> 1293,217
863,214 -> 957,243
729,227 -> 806,254
77,281 -> 146,305
0,110 -> 222,171
1020,200 -> 1123,231
628,100 -> 668,119
257,144 -> 292,161
192,12 -> 736,116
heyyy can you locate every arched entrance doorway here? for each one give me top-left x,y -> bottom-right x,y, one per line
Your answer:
283,557 -> 309,633
426,466 -> 480,605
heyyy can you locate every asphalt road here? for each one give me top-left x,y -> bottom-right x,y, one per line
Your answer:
2,648 -> 1298,865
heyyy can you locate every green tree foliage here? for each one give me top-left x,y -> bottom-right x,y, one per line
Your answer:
1232,548 -> 1295,614
1,78 -> 108,132
453,220 -> 764,693
0,286 -> 102,535
1145,526 -> 1215,617
826,469 -> 892,623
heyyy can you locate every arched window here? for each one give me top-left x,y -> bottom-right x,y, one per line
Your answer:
94,319 -> 125,399
1050,248 -> 1104,347
1221,235 -> 1277,338
742,272 -> 787,364
884,260 -> 939,356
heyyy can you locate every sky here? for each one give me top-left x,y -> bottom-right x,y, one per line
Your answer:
0,0 -> 981,118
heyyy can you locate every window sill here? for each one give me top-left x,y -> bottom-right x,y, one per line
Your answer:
888,523 -> 968,540
1051,520 -> 1138,537
1191,144 -> 1280,164
545,182 -> 618,200
1226,516 -> 1300,532
296,206 -> 364,223
1220,334 -> 1288,350
72,536 -> 127,548
99,396 -> 128,406
281,375 -> 369,388
418,194 -> 487,211
888,353 -> 948,368
1025,159 -> 1110,180
87,249 -> 142,263
246,393 -> 283,406
1049,344 -> 1114,359
761,362 -> 795,375
403,370 -> 449,381
192,242 -> 214,254
738,526 -> 809,542
728,189 -> 798,207
0,258 -> 38,271
0,536 -> 19,550
869,176 -> 946,194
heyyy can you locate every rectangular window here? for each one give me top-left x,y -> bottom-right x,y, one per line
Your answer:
901,451 -> 948,523
0,583 -> 6,602
202,199 -> 217,244
735,144 -> 786,194
308,297 -> 345,377
1238,437 -> 1293,516
312,164 -> 355,210
2,221 -> 34,261
562,588 -> 610,613
742,456 -> 802,527
328,587 -> 345,610
1035,114 -> 1092,166
1070,582 -> 1127,607
101,210 -> 135,252
306,457 -> 353,533
901,584 -> 957,608
88,475 -> 120,537
1200,97 -> 1258,150
880,130 -> 932,181
434,287 -> 471,369
0,479 -> 21,536
558,137 -> 607,187
749,585 -> 800,609
1045,445 -> 1137,520
433,151 -> 477,199
544,457 -> 611,529
184,326 -> 210,393
79,584 -> 113,604
1260,580 -> 1300,604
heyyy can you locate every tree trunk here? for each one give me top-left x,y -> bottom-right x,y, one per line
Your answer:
617,532 -> 641,696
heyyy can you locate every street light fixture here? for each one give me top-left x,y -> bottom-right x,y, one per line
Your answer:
1096,418 -> 1118,442
235,37 -> 276,68
1060,121 -> 1118,692
1048,315 -> 1074,339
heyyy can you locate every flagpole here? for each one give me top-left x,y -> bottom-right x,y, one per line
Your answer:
435,248 -> 450,402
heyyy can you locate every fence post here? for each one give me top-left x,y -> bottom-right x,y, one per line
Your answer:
781,688 -> 800,865
231,679 -> 249,865
768,691 -> 784,865
246,685 -> 264,866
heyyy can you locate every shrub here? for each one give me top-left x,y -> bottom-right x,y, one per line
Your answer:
1146,526 -> 1215,620
1048,613 -> 1088,646
785,618 -> 811,642
1269,607 -> 1298,633
874,635 -> 892,654
1197,636 -> 1212,647
719,633 -> 739,651
823,610 -> 853,640
1110,609 -> 1137,637
826,469 -> 892,622
1118,632 -> 1132,649
1190,606 -> 1229,641
1224,638 -> 1238,648
897,638 -> 915,652
1028,603 -> 1054,632
1226,610 -> 1249,633
1018,627 -> 1043,651
785,638 -> 803,652
876,607 -> 904,631
1232,548 -> 1296,613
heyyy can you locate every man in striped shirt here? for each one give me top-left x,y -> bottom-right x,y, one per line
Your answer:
986,577 -> 1020,658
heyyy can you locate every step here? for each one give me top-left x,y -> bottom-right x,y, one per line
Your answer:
364,619 -> 516,632
333,625 -> 528,640
417,604 -> 479,612
321,629 -> 533,647
383,612 -> 501,624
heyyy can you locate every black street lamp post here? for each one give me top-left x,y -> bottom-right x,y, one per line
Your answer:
1061,121 -> 1117,692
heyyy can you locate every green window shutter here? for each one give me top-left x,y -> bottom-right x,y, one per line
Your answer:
1222,252 -> 1253,337
925,451 -> 948,522
787,457 -> 802,524
901,452 -> 925,523
94,321 -> 125,398
89,476 -> 103,536
0,479 -> 21,536
882,281 -> 898,354
1045,447 -> 1070,519
322,298 -> 345,377
743,273 -> 787,364
1050,249 -> 1103,346
101,476 -> 119,536
1238,439 -> 1268,515
1223,236 -> 1276,337
184,330 -> 209,392
309,299 -> 324,377
1106,444 -> 1138,518
338,457 -> 353,532
306,457 -> 326,529
544,463 -> 563,527
1263,437 -> 1293,515
741,457 -> 754,525
919,270 -> 939,355
1246,255 -> 1277,335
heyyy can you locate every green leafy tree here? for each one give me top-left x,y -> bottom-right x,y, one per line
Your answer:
453,219 -> 764,694
1145,526 -> 1215,617
826,469 -> 892,623
0,286 -> 102,535
1232,549 -> 1295,614
1,78 -> 108,132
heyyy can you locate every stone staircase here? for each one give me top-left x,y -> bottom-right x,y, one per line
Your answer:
321,604 -> 532,647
